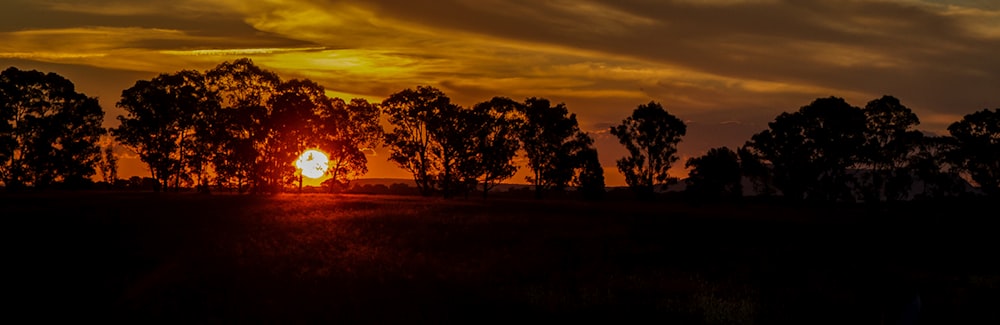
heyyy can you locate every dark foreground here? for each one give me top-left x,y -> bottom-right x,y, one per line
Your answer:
4,192 -> 998,324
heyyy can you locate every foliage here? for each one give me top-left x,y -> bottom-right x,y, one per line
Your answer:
570,132 -> 606,200
97,144 -> 119,187
517,97 -> 588,198
685,147 -> 742,200
6,57 -> 995,202
414,102 -> 476,198
855,95 -> 923,202
0,67 -> 105,189
320,98 -> 382,193
382,86 -> 451,196
114,58 -> 374,194
610,101 -> 687,200
907,135 -> 967,198
469,97 -> 523,198
383,86 -> 509,198
112,70 -> 219,192
737,146 -> 774,197
264,79 -> 335,191
947,108 -> 1000,196
205,58 -> 282,193
744,97 -> 867,201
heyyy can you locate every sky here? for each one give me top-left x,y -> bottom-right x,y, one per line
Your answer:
2,0 -> 998,187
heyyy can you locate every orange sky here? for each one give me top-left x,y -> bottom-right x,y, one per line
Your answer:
1,0 -> 998,187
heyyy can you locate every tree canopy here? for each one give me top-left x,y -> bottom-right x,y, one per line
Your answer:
469,97 -> 522,198
1,67 -> 105,189
857,95 -> 922,202
947,108 -> 1000,196
610,101 -> 686,200
518,97 -> 593,199
112,59 -> 377,193
205,57 -> 282,193
4,59 -> 998,201
113,69 -> 219,192
685,147 -> 743,200
382,85 -> 452,196
744,96 -> 867,201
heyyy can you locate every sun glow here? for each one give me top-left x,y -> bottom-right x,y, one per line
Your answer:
296,149 -> 329,179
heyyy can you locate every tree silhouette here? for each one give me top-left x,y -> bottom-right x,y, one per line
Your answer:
469,97 -> 522,199
0,67 -> 105,189
738,146 -> 774,196
610,101 -> 686,200
908,135 -> 966,198
382,86 -> 451,196
320,98 -> 382,193
206,58 -> 374,194
517,97 -> 584,199
265,79 -> 332,192
432,103 -> 481,198
744,97 -> 866,201
97,144 -> 118,189
206,58 -> 281,193
115,58 -> 378,194
570,132 -> 605,200
947,108 -> 1000,196
685,147 -> 742,200
13,55 -> 991,202
857,95 -> 922,202
112,70 -> 219,192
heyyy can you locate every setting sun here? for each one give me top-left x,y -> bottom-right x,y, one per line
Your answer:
296,149 -> 329,179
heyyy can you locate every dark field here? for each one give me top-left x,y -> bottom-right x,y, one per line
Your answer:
4,192 -> 998,324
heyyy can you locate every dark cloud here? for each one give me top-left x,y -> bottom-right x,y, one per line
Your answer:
0,0 -> 314,49
331,0 -> 998,118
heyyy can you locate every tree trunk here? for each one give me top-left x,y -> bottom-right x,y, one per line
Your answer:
482,180 -> 489,199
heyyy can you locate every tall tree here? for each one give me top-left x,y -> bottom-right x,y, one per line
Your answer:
0,67 -> 105,189
685,147 -> 743,200
97,143 -> 119,189
610,101 -> 687,200
469,96 -> 522,199
382,86 -> 451,196
264,79 -> 332,192
112,70 -> 218,192
744,97 -> 867,201
738,146 -> 774,196
517,97 -> 583,199
205,58 -> 281,193
319,98 -> 382,193
947,108 -> 1000,196
431,104 -> 481,198
383,90 -> 481,198
858,95 -> 922,202
909,135 -> 966,198
570,132 -> 605,200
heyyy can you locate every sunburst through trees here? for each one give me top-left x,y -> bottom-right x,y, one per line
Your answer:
111,59 -> 381,193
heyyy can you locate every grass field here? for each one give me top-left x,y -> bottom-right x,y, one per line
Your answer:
4,192 -> 998,324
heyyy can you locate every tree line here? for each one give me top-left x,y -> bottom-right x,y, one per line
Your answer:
110,60 -> 382,194
1,59 -> 997,201
695,96 -> 999,201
